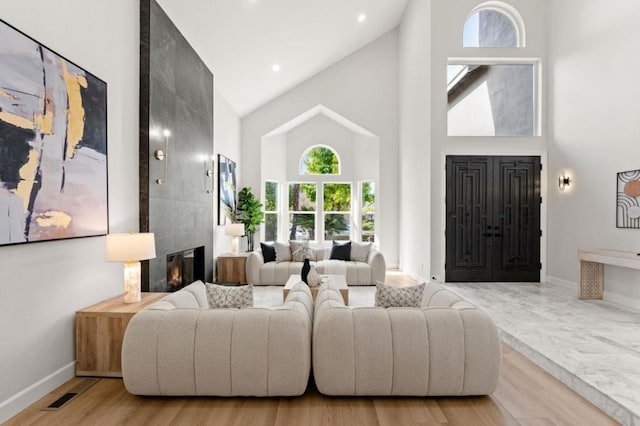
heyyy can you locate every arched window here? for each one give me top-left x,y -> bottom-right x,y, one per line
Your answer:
463,1 -> 525,48
299,145 -> 340,175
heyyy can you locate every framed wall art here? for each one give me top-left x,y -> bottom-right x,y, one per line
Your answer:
218,154 -> 237,225
617,169 -> 640,229
0,19 -> 108,246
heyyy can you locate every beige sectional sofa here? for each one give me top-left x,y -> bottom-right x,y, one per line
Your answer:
122,279 -> 501,398
246,246 -> 386,285
312,281 -> 501,396
121,281 -> 313,396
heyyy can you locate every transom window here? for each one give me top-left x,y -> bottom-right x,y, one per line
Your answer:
463,2 -> 525,48
299,145 -> 340,175
447,62 -> 536,136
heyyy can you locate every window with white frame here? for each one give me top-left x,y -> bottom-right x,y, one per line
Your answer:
463,1 -> 525,48
263,181 -> 279,242
288,182 -> 317,241
268,144 -> 375,243
361,181 -> 376,242
449,3 -> 537,137
447,62 -> 537,136
323,183 -> 351,241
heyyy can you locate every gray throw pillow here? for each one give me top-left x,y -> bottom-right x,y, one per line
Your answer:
290,240 -> 312,262
350,241 -> 371,262
206,283 -> 253,308
374,282 -> 425,308
274,241 -> 292,263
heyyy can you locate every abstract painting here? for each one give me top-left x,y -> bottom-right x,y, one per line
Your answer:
218,154 -> 236,225
617,169 -> 640,229
0,20 -> 108,246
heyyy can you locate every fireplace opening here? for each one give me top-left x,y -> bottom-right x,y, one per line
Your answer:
166,246 -> 205,292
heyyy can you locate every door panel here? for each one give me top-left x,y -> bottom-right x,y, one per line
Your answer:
446,157 -> 492,281
446,156 -> 540,282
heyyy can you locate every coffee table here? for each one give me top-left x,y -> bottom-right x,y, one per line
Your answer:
283,274 -> 349,305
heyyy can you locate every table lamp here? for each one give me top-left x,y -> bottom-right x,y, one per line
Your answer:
225,223 -> 244,255
106,233 -> 156,303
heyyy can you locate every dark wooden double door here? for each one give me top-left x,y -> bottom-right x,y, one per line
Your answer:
445,156 -> 541,282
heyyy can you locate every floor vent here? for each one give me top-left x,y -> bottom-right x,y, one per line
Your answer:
42,378 -> 99,411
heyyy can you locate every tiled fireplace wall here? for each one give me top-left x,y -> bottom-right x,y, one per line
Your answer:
139,0 -> 214,291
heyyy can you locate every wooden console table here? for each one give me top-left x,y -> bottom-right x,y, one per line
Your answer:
578,249 -> 640,299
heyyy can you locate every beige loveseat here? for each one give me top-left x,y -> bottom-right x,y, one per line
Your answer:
312,281 -> 501,396
246,246 -> 386,286
121,281 -> 313,396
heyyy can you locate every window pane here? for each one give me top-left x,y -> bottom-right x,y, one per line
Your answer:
447,64 -> 535,136
362,182 -> 375,242
264,213 -> 277,242
323,183 -> 351,211
265,182 -> 278,211
463,10 -> 517,48
289,213 -> 315,240
300,146 -> 339,175
324,214 -> 350,241
289,183 -> 316,211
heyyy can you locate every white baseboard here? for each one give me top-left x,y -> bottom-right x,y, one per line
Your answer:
546,275 -> 577,291
407,272 -> 428,283
0,361 -> 75,423
547,275 -> 640,312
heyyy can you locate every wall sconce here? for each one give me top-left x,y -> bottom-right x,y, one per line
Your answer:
558,173 -> 571,191
155,129 -> 170,184
106,233 -> 156,303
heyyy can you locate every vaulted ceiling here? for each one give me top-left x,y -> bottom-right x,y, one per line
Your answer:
156,0 -> 409,117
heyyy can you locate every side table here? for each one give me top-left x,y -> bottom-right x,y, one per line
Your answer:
75,292 -> 167,377
216,252 -> 250,284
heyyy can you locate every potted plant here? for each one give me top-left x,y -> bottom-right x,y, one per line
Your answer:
236,187 -> 264,252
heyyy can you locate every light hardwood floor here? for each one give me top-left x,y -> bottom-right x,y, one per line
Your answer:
7,273 -> 618,425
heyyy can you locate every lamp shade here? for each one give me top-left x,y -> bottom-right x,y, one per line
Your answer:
106,233 -> 156,262
225,223 -> 244,237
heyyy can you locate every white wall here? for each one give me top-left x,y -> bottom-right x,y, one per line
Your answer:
241,31 -> 400,267
548,0 -> 640,308
398,0 -> 432,282
428,0 -> 548,281
0,3 -> 242,421
213,89 -> 242,261
0,1 -> 139,422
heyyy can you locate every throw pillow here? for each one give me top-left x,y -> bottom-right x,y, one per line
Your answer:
206,283 -> 254,308
374,282 -> 425,308
260,242 -> 276,263
350,241 -> 371,263
290,240 -> 313,262
274,241 -> 292,263
330,240 -> 351,261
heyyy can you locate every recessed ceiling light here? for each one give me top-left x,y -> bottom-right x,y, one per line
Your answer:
357,13 -> 367,23
272,63 -> 281,73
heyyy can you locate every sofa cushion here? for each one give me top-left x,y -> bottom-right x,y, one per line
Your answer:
260,243 -> 276,263
350,241 -> 371,262
290,240 -> 313,262
330,241 -> 351,261
206,283 -> 254,308
374,282 -> 425,308
274,241 -> 292,263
